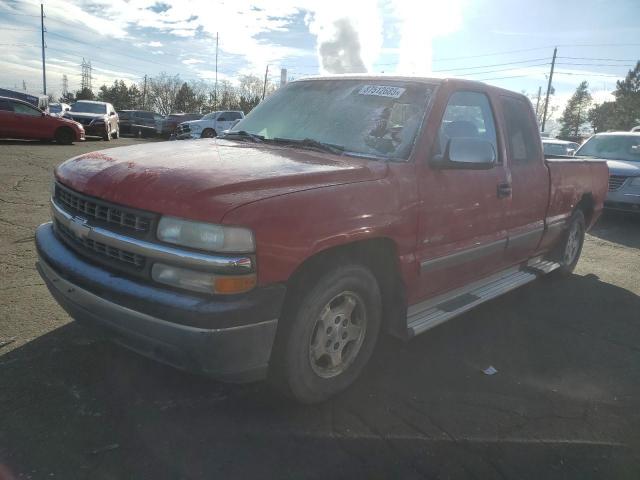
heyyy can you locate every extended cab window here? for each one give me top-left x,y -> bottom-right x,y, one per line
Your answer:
501,96 -> 541,164
435,91 -> 498,160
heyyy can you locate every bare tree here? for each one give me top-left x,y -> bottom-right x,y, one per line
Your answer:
146,73 -> 182,115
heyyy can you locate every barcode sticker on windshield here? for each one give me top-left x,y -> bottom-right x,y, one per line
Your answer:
359,85 -> 406,98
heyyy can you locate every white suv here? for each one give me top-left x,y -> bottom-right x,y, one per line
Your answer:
175,110 -> 244,139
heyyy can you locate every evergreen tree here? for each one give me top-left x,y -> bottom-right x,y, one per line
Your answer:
559,81 -> 592,139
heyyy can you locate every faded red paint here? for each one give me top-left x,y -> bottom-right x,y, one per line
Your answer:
53,78 -> 608,305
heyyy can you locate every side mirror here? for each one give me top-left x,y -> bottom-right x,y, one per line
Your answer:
431,137 -> 496,170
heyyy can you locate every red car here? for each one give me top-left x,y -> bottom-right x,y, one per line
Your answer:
0,96 -> 85,144
35,76 -> 609,403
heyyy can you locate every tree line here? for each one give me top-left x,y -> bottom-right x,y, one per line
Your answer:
558,61 -> 640,141
58,73 -> 278,115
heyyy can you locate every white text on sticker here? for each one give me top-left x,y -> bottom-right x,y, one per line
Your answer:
359,85 -> 406,98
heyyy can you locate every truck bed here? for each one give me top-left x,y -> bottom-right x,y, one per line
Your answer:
545,158 -> 609,230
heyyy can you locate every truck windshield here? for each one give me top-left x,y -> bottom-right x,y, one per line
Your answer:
576,134 -> 640,162
231,79 -> 436,160
71,103 -> 107,114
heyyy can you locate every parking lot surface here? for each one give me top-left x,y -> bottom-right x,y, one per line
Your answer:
1,138 -> 639,479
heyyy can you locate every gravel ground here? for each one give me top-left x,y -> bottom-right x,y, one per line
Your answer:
1,138 -> 639,479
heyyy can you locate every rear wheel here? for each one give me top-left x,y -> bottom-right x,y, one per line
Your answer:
271,264 -> 382,403
54,127 -> 74,145
201,128 -> 216,138
555,209 -> 586,275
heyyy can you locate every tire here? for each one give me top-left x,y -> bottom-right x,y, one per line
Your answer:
201,128 -> 216,138
555,209 -> 586,275
54,127 -> 74,145
271,264 -> 382,403
103,126 -> 111,141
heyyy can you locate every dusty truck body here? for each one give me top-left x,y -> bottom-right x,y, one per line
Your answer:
35,76 -> 609,403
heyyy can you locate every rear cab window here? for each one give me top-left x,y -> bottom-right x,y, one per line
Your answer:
501,96 -> 541,165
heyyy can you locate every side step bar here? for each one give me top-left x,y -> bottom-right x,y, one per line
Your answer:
406,258 -> 560,338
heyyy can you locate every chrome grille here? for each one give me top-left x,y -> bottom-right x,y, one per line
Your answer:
55,183 -> 151,233
608,175 -> 627,191
56,220 -> 145,268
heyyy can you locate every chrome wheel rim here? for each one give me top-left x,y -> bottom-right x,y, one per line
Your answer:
563,220 -> 582,265
309,291 -> 367,378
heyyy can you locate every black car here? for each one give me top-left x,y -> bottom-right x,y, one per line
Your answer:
64,101 -> 119,141
117,110 -> 164,137
161,113 -> 202,138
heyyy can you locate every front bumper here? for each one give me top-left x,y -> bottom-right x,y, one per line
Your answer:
605,181 -> 640,213
35,222 -> 286,382
83,123 -> 107,137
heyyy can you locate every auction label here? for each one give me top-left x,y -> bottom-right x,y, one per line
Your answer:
358,85 -> 406,98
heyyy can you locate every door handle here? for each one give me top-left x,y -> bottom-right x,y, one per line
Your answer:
497,182 -> 512,198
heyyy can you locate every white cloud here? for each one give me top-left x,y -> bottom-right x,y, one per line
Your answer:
148,41 -> 163,47
182,58 -> 205,65
389,0 -> 466,75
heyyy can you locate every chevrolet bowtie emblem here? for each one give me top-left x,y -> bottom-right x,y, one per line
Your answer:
68,216 -> 91,239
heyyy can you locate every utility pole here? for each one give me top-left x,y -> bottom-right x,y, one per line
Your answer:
22,80 -> 27,91
40,3 -> 46,95
262,64 -> 269,101
541,47 -> 557,133
214,32 -> 218,109
62,74 -> 68,97
142,74 -> 147,109
534,85 -> 542,117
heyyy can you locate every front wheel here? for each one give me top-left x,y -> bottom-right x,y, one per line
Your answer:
271,264 -> 382,403
201,128 -> 216,138
556,209 -> 586,275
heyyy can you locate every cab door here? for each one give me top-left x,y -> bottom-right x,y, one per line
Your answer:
0,98 -> 15,137
216,112 -> 239,132
416,89 -> 511,298
499,95 -> 549,263
8,100 -> 49,139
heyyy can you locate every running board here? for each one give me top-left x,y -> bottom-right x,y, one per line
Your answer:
406,259 -> 560,338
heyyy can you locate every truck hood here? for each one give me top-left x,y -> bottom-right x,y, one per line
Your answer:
605,159 -> 640,177
181,119 -> 207,127
55,139 -> 388,223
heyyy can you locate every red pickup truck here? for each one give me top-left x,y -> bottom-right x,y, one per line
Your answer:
36,76 -> 608,403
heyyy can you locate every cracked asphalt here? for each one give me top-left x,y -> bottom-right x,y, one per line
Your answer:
1,138 -> 639,479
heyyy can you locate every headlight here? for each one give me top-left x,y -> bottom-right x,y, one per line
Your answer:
151,263 -> 256,294
157,216 -> 255,253
630,177 -> 640,186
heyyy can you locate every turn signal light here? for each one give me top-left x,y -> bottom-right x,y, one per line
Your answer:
214,274 -> 257,294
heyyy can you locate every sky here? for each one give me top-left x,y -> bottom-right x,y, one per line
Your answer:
1,0 -> 639,130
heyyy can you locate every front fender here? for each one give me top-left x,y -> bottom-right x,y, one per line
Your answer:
221,165 -> 419,287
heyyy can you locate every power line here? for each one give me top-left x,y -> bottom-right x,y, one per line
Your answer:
554,71 -> 623,78
452,62 -> 550,77
0,11 -> 41,17
558,56 -> 636,62
556,62 -> 634,67
431,57 -> 549,73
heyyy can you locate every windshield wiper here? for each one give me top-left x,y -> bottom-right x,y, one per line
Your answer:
221,130 -> 264,143
272,137 -> 345,155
